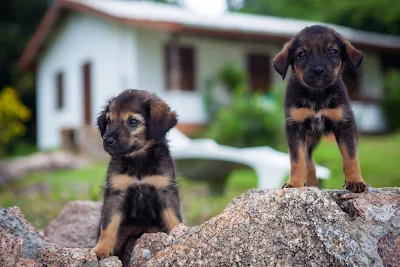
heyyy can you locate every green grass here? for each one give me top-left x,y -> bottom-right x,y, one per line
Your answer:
314,133 -> 400,189
0,132 -> 399,230
0,163 -> 257,229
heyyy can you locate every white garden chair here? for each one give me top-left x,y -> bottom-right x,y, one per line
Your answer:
167,128 -> 330,191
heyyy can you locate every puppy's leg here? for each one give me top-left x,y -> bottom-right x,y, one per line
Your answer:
160,189 -> 183,232
305,135 -> 320,187
334,122 -> 368,193
93,194 -> 123,259
283,123 -> 307,188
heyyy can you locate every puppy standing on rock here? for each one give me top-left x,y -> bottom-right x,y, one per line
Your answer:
93,89 -> 182,264
273,25 -> 368,193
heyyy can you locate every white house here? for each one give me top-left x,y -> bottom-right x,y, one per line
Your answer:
20,0 -> 400,150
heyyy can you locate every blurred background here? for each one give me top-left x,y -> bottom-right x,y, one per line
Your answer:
1,0 -> 400,229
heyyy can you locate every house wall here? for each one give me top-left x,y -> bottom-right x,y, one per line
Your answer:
136,30 -> 282,124
36,17 -> 387,150
36,13 -> 138,149
352,51 -> 386,132
135,30 -> 386,132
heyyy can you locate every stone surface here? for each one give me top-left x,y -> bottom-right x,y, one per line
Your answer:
2,188 -> 400,266
129,224 -> 191,267
0,206 -> 121,267
131,187 -> 400,267
378,233 -> 400,267
15,259 -> 43,267
44,200 -> 102,248
0,207 -> 46,266
99,256 -> 123,267
37,245 -> 99,267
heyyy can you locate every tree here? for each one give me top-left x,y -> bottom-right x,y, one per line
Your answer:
0,0 -> 48,146
229,0 -> 400,35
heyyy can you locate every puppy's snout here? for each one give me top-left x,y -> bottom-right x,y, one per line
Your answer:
312,65 -> 325,76
103,136 -> 116,145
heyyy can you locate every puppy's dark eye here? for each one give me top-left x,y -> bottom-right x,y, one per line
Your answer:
297,51 -> 306,59
128,118 -> 140,127
328,48 -> 338,56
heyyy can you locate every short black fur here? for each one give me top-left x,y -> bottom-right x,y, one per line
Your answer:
273,25 -> 368,192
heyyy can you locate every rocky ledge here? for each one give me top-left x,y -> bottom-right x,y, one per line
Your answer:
1,187 -> 399,267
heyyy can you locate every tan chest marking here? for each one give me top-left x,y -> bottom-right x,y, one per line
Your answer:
110,174 -> 170,191
289,106 -> 343,123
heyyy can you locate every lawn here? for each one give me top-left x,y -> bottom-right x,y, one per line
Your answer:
313,132 -> 400,189
0,132 -> 399,230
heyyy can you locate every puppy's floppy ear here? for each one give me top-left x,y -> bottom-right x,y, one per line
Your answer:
342,39 -> 363,75
147,96 -> 178,140
273,42 -> 292,80
96,100 -> 112,137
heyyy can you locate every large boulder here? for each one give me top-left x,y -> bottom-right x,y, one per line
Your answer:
0,206 -> 121,267
44,201 -> 102,248
1,187 -> 399,266
131,187 -> 400,267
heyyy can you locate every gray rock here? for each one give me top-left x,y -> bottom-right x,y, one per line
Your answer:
2,188 -> 400,266
44,200 -> 102,248
0,206 -> 121,267
131,187 -> 400,267
0,207 -> 46,262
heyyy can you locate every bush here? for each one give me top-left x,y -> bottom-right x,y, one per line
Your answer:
0,87 -> 31,156
217,62 -> 246,91
381,69 -> 400,132
206,85 -> 286,149
203,63 -> 247,121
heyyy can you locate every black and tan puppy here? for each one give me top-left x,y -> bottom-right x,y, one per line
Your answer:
273,25 -> 368,193
93,89 -> 182,264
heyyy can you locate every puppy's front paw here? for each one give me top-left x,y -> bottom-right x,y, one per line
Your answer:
93,244 -> 113,260
282,182 -> 306,188
345,181 -> 369,193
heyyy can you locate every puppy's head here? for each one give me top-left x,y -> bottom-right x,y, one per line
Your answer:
97,89 -> 177,157
273,25 -> 363,89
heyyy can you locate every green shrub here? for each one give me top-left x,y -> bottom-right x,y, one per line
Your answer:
0,87 -> 31,156
203,63 -> 247,121
217,62 -> 246,91
206,85 -> 286,149
381,69 -> 400,132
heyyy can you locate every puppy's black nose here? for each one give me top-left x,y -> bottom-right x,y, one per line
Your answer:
313,65 -> 325,76
103,136 -> 115,145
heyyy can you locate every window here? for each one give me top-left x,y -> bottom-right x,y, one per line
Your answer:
82,62 -> 92,125
247,53 -> 271,93
165,43 -> 196,91
342,64 -> 360,100
56,72 -> 64,109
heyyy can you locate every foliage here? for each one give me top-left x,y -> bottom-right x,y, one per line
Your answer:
203,63 -> 246,121
217,62 -> 246,92
0,87 -> 31,155
0,0 -> 47,145
207,85 -> 285,149
381,69 -> 400,132
230,0 -> 400,35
